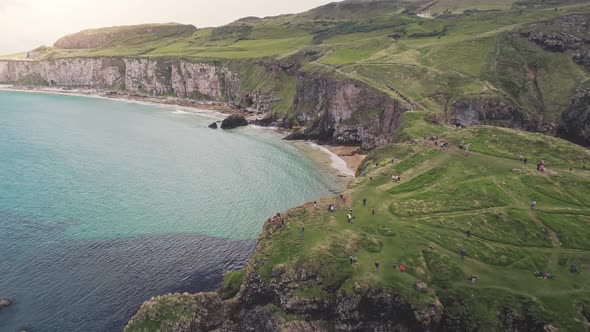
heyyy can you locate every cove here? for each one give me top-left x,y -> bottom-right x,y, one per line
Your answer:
0,90 -> 336,331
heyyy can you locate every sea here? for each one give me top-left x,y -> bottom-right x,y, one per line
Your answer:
0,90 -> 337,331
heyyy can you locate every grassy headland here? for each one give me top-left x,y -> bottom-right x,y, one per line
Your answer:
126,112 -> 590,330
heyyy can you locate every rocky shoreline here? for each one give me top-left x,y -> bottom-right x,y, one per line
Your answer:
0,86 -> 362,177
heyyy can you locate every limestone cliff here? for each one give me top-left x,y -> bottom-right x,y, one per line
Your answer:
286,72 -> 411,150
0,58 -> 240,99
0,58 -> 409,149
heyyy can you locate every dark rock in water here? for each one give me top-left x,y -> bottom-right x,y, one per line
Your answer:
221,114 -> 248,129
208,122 -> 218,129
0,298 -> 14,310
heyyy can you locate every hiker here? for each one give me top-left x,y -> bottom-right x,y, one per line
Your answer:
370,176 -> 373,181
363,198 -> 367,206
466,228 -> 471,238
460,248 -> 466,259
392,260 -> 398,269
467,275 -> 477,283
399,264 -> 405,272
313,201 -> 317,208
540,160 -> 545,166
523,157 -> 527,165
372,207 -> 375,215
530,200 -> 536,209
570,165 -> 573,172
340,194 -> 343,201
374,261 -> 380,271
537,163 -> 541,171
330,204 -> 335,212
300,226 -> 305,237
540,165 -> 545,172
349,256 -> 354,264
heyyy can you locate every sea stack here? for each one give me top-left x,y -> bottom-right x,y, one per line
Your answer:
220,114 -> 248,129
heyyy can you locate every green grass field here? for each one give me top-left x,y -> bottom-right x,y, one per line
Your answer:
245,124 -> 590,330
111,1 -> 590,329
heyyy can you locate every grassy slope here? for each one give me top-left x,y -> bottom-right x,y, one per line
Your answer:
248,120 -> 590,330
8,0 -> 590,124
82,1 -> 590,330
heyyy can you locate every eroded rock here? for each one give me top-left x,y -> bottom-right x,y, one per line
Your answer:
0,298 -> 14,310
220,114 -> 248,129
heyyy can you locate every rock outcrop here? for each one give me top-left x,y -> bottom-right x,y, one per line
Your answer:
125,220 -> 448,332
126,208 -> 560,332
220,114 -> 248,129
556,88 -> 590,147
208,122 -> 218,129
450,96 -> 538,132
286,72 -> 411,149
0,298 -> 14,310
524,14 -> 590,71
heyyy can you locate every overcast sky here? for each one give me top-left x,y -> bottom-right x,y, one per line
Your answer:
0,0 -> 335,55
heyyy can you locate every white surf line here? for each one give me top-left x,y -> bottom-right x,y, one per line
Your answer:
306,142 -> 355,177
0,86 -> 227,120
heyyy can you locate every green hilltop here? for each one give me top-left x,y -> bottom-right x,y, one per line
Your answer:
125,121 -> 590,331
248,125 -> 590,330
8,0 -> 590,145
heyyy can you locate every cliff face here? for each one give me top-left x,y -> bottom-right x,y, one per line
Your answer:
125,209 -> 560,332
287,72 -> 410,150
450,97 -> 539,132
122,59 -> 241,99
0,58 -> 125,88
0,58 -> 409,149
557,88 -> 590,147
125,215 -> 446,332
0,58 -> 241,100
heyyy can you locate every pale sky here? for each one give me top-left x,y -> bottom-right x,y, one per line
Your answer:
0,0 -> 335,55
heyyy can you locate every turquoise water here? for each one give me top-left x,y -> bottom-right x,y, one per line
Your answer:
0,91 -> 335,331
